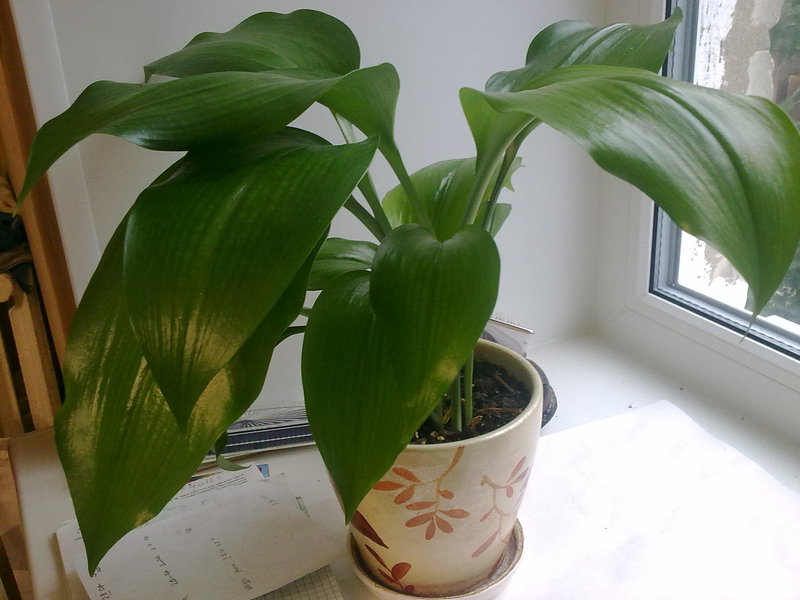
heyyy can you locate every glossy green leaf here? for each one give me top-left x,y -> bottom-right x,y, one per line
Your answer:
302,225 -> 499,518
382,157 -> 521,238
143,10 -> 359,79
213,433 -> 249,472
460,92 -> 536,211
124,132 -> 377,426
56,213 -> 317,572
468,65 -> 800,313
487,9 -> 681,91
319,63 -> 401,154
466,11 -> 682,209
486,203 -> 512,237
307,238 -> 377,291
143,11 -> 400,174
20,71 -> 340,200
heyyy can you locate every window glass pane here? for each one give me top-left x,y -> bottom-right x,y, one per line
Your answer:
653,0 -> 800,354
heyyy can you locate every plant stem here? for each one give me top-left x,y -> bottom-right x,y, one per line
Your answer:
345,196 -> 385,240
462,160 -> 499,227
333,112 -> 393,237
383,143 -> 435,232
429,399 -> 443,430
463,351 -> 474,423
278,325 -> 305,342
449,372 -> 462,432
481,145 -> 518,230
463,120 -> 538,227
356,177 -> 393,237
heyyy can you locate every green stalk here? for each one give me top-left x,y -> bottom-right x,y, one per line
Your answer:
345,196 -> 385,240
464,120 -> 539,227
356,177 -> 393,236
480,145 -> 519,230
449,372 -> 462,432
278,325 -> 305,342
333,112 -> 393,236
382,143 -> 435,232
462,159 -> 501,227
429,399 -> 443,430
463,351 -> 474,423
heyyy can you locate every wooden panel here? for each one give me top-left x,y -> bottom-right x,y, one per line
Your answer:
5,276 -> 59,431
0,437 -> 27,600
0,355 -> 23,438
0,0 -> 75,365
0,274 -> 24,437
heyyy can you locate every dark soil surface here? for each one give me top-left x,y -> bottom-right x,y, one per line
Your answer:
410,360 -> 530,445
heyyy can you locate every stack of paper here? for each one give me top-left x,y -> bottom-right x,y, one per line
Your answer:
57,466 -> 344,600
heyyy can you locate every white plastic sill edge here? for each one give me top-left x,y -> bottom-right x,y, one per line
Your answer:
576,173 -> 800,495
529,334 -> 800,496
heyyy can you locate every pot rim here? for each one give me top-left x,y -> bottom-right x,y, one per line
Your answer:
348,520 -> 525,599
400,338 -> 544,454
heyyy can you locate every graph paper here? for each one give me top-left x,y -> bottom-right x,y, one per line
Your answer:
258,566 -> 344,600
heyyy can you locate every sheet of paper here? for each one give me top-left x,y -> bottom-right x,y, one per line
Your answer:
57,467 -> 342,600
257,566 -> 344,600
503,401 -> 800,599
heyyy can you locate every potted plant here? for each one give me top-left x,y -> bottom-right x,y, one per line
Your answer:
19,7 -> 800,598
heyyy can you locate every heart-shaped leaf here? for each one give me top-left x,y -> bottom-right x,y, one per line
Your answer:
466,65 -> 800,314
143,10 -> 360,80
56,213 -> 318,573
302,224 -> 499,519
123,132 -> 377,426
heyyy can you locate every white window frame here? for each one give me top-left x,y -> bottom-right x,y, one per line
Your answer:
651,0 -> 800,362
599,1 -> 800,433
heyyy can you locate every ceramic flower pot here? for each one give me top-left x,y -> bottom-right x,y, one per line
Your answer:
350,339 -> 544,597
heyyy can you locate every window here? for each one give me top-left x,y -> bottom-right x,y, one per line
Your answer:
651,0 -> 800,359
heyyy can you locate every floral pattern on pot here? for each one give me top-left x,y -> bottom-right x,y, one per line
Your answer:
373,446 -> 469,540
473,456 -> 530,558
363,544 -> 416,594
351,510 -> 389,549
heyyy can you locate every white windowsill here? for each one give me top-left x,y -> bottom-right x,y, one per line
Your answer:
530,333 -> 800,495
12,332 -> 800,600
592,167 -> 800,494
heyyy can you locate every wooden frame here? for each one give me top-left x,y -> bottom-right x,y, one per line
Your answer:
0,0 -> 75,365
0,273 -> 61,435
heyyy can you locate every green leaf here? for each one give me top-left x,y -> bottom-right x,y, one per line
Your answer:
317,63 -> 427,227
20,71 -> 340,200
123,132 -> 377,427
56,212 -> 316,572
319,63 -> 401,155
487,9 -> 682,91
143,9 -> 401,182
143,10 -> 360,80
382,157 -> 521,238
471,65 -> 800,314
459,92 -> 534,210
302,225 -> 500,519
464,11 -> 683,212
486,203 -> 512,237
307,238 -> 377,291
213,434 -> 249,472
